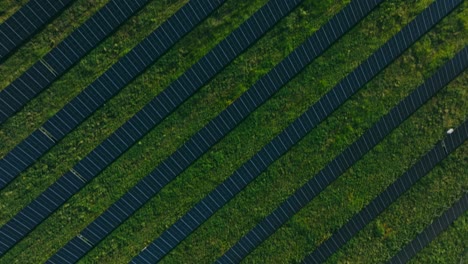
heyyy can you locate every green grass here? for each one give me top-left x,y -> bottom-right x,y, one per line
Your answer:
0,0 -> 466,263
160,2 -> 468,263
0,0 -> 188,140
410,211 -> 468,264
327,142 -> 467,263
0,0 -> 110,85
0,0 -> 28,23
0,0 -> 273,262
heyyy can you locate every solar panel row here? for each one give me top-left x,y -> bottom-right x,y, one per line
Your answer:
221,46 -> 468,264
0,0 -> 460,262
0,0 -> 74,62
47,0 -> 387,262
0,0 -> 226,191
389,192 -> 468,264
317,144 -> 468,264
0,0 -> 304,258
304,112 -> 468,262
0,0 -> 151,124
130,1 -> 463,262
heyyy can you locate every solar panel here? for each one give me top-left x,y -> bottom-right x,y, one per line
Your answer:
0,0 -> 74,62
129,1 -> 464,263
0,0 -> 304,259
0,0 -> 151,125
0,0 -> 227,191
303,119 -> 468,263
220,46 -> 468,263
45,0 -> 387,262
389,192 -> 468,264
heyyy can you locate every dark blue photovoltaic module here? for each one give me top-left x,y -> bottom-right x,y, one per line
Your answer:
0,0 -> 151,125
0,0 -> 74,62
0,0 -> 226,191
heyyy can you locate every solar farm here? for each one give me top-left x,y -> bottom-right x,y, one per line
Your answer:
0,0 -> 466,263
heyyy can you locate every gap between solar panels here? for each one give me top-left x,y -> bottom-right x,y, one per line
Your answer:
0,0 -> 227,190
0,0 -> 304,258
45,0 -> 386,262
219,46 -> 468,264
303,119 -> 468,262
128,1 -> 463,263
389,192 -> 468,264
0,0 -> 152,124
0,0 -> 74,63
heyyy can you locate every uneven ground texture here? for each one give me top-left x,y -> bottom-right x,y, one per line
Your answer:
0,0 -> 466,263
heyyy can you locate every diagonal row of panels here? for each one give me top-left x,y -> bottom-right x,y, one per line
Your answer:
0,0 -> 464,262
54,0 -> 460,260
47,0 -> 387,262
305,118 -> 468,263
132,1 -> 464,262
221,46 -> 468,263
389,191 -> 468,264
39,0 -> 464,262
0,0 -> 151,124
0,0 -> 74,62
46,0 -> 336,261
0,0 -> 303,257
0,0 -> 226,190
